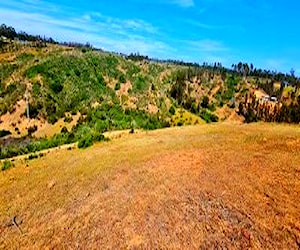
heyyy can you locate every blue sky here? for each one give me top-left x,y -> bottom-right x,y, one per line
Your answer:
0,0 -> 299,74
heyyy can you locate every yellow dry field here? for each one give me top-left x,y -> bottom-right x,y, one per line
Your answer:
0,123 -> 300,249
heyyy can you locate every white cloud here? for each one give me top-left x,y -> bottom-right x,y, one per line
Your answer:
135,0 -> 195,7
171,0 -> 195,7
0,7 -> 173,58
184,19 -> 245,32
3,0 -> 62,13
186,39 -> 228,52
169,38 -> 233,65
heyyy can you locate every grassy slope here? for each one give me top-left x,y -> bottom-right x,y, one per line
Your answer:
1,123 -> 300,248
1,43 -> 248,140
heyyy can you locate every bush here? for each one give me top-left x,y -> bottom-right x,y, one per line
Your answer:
191,102 -> 199,114
61,126 -> 68,133
50,81 -> 63,93
0,129 -> 11,138
92,132 -> 105,142
28,154 -> 39,160
119,74 -> 126,83
115,82 -> 121,91
169,105 -> 176,115
24,54 -> 114,123
1,160 -> 14,171
27,125 -> 38,136
177,121 -> 184,126
201,96 -> 209,108
17,53 -> 34,62
132,75 -> 148,93
200,109 -> 219,123
208,103 -> 216,112
78,135 -> 93,149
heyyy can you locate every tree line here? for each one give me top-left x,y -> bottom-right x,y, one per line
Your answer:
238,92 -> 300,123
0,23 -> 95,50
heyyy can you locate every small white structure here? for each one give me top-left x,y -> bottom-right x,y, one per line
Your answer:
270,96 -> 278,102
261,95 -> 270,102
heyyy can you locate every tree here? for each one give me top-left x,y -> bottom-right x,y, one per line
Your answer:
290,68 -> 295,78
250,63 -> 254,73
243,63 -> 250,81
201,95 -> 209,108
0,24 -> 17,39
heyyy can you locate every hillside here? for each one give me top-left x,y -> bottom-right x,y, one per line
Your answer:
0,36 -> 300,159
1,123 -> 300,248
0,41 -> 243,128
0,41 -> 238,157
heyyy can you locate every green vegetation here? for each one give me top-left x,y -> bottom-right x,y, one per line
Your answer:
0,63 -> 17,88
0,64 -> 20,114
24,53 -> 116,122
0,132 -> 77,159
0,129 -> 11,138
83,104 -> 169,132
17,52 -> 35,62
0,103 -> 170,159
200,109 -> 219,123
1,160 -> 14,171
0,82 -> 26,115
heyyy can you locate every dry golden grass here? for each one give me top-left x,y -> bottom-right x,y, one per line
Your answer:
0,123 -> 300,249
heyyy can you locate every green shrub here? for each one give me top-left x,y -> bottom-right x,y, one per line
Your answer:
92,132 -> 105,142
28,154 -> 39,160
27,125 -> 38,136
201,96 -> 209,108
1,160 -> 14,171
208,103 -> 216,112
0,82 -> 26,115
24,54 -> 114,122
78,135 -> 93,149
132,75 -> 148,93
17,53 -> 34,62
119,74 -> 126,83
200,109 -> 219,123
169,105 -> 176,115
50,81 -> 63,93
177,121 -> 184,126
61,126 -> 68,133
0,130 -> 11,138
0,64 -> 17,86
115,82 -> 121,91
191,102 -> 199,114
